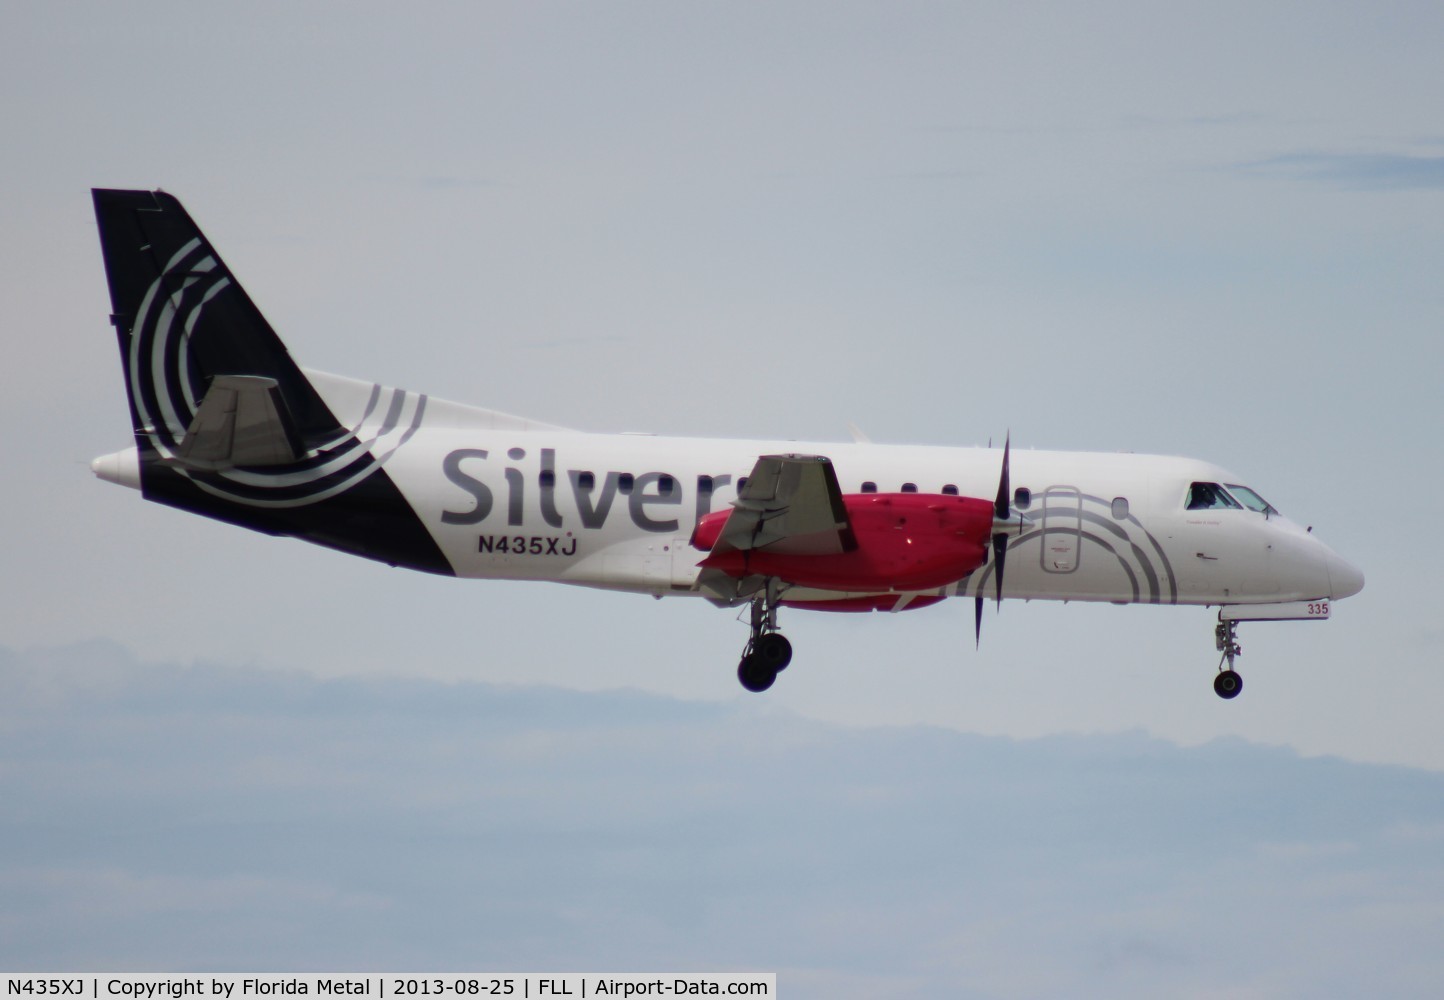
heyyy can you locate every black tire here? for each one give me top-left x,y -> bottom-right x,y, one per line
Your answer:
1214,670 -> 1243,700
738,653 -> 777,693
754,631 -> 793,672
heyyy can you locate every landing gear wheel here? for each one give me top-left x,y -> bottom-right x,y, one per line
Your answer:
754,632 -> 793,672
1213,619 -> 1244,700
738,654 -> 777,693
733,582 -> 790,692
1214,669 -> 1243,700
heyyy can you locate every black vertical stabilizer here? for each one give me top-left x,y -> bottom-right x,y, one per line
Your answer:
92,188 -> 454,575
93,189 -> 344,448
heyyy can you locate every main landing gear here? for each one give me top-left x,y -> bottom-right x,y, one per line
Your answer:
737,582 -> 792,693
1213,619 -> 1243,700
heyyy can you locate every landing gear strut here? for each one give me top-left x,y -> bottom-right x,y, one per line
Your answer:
1213,619 -> 1243,700
737,581 -> 792,693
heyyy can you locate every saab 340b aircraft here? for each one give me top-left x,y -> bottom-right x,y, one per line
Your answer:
89,189 -> 1364,698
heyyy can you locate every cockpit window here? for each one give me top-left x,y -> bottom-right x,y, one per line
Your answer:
1225,484 -> 1278,515
1186,482 -> 1241,510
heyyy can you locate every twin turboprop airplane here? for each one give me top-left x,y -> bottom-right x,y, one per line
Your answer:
89,189 -> 1364,698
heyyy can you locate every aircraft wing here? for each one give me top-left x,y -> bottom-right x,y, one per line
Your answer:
696,454 -> 855,603
722,447 -> 854,551
718,454 -> 856,555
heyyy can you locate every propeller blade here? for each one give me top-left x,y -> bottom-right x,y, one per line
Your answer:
993,531 -> 1008,606
992,432 -> 1011,606
977,433 -> 1015,647
994,433 -> 1011,521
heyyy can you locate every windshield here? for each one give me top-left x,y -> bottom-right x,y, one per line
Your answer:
1225,484 -> 1278,515
1186,482 -> 1241,510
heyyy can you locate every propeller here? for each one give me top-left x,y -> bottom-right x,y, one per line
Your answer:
992,433 -> 1011,605
975,433 -> 1012,649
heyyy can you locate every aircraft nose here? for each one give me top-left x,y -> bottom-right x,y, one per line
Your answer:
1327,553 -> 1365,600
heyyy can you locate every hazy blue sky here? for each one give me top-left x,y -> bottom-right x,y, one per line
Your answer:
6,641 -> 1444,997
2,1 -> 1443,988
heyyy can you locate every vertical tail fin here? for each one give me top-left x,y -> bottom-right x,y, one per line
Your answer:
92,189 -> 453,575
93,188 -> 345,452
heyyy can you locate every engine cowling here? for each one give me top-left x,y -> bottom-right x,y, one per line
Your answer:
693,493 -> 995,592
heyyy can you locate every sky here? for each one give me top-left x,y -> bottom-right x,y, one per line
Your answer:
2,0 -> 1443,988
6,640 -> 1444,998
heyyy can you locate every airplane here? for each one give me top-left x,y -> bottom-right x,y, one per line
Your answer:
88,188 -> 1365,699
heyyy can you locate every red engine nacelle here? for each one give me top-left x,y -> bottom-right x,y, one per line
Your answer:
693,493 -> 995,592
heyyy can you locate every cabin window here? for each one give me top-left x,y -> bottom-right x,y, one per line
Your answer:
576,471 -> 595,490
618,473 -> 635,494
861,481 -> 877,493
942,484 -> 959,496
1014,487 -> 1032,510
658,474 -> 676,495
901,482 -> 918,493
539,470 -> 556,488
1185,482 -> 1240,510
698,475 -> 713,492
1111,497 -> 1130,519
738,476 -> 748,491
1225,484 -> 1278,515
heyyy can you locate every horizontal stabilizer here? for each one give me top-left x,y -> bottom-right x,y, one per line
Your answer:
177,375 -> 301,469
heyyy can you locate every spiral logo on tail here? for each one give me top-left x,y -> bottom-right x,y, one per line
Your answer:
128,238 -> 425,509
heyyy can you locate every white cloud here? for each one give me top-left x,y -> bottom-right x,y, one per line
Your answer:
1239,151 -> 1444,190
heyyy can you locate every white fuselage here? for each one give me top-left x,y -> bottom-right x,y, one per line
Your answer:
95,371 -> 1364,611
393,432 -> 1348,607
330,372 -> 1359,608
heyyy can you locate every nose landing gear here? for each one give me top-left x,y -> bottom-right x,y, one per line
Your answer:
737,581 -> 792,693
1214,619 -> 1243,699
